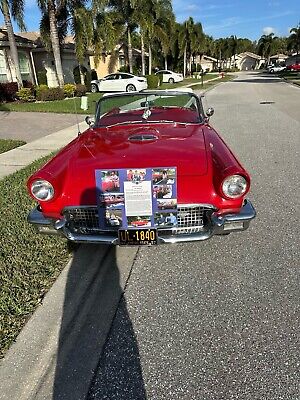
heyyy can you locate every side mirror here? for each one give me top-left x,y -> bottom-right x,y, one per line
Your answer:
206,107 -> 214,118
85,116 -> 95,127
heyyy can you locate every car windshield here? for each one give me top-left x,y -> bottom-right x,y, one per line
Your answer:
95,91 -> 203,127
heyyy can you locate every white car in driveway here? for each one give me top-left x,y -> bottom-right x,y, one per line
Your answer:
91,73 -> 148,92
155,70 -> 183,83
268,65 -> 286,73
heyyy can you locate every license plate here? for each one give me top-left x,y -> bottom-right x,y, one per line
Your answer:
118,228 -> 157,246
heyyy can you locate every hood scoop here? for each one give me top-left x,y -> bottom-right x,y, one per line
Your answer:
128,133 -> 158,143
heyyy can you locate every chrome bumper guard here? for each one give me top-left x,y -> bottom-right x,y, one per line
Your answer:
28,200 -> 256,245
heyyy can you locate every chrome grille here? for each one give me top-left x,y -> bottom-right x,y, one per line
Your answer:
63,205 -> 214,235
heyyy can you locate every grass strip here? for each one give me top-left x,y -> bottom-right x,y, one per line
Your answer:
0,155 -> 70,358
0,139 -> 26,154
190,74 -> 235,90
159,74 -> 218,90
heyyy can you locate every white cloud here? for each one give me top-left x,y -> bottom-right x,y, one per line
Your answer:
263,26 -> 276,35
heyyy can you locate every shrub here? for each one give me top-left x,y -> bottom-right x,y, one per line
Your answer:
75,84 -> 87,97
22,80 -> 34,89
145,74 -> 160,89
91,69 -> 98,80
0,82 -> 18,102
16,88 -> 35,102
35,84 -> 49,101
118,65 -> 130,73
64,83 -> 76,98
39,87 -> 65,101
37,69 -> 47,85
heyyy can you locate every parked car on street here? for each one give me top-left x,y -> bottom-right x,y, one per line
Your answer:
91,72 -> 147,93
27,90 -> 256,246
268,65 -> 286,73
155,70 -> 184,83
285,63 -> 300,72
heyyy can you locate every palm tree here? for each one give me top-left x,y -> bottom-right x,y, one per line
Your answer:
190,22 -> 204,73
109,0 -> 137,73
257,33 -> 278,64
287,24 -> 300,61
178,17 -> 195,77
0,0 -> 25,89
229,35 -> 238,67
38,0 -> 65,87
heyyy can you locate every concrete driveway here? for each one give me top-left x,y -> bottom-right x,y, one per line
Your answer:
0,111 -> 84,142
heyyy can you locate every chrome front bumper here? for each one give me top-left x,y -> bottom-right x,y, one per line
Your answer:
28,200 -> 256,245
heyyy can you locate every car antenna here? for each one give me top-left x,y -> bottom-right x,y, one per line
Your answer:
72,92 -> 81,135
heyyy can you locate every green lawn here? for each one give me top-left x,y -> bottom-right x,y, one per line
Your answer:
0,75 -> 219,115
188,74 -> 235,90
0,139 -> 26,154
0,93 -> 102,115
0,154 -> 70,358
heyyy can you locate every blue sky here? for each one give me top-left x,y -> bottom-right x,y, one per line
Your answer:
0,0 -> 299,41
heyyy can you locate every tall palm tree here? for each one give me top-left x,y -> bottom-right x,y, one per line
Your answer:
178,17 -> 195,77
0,0 -> 25,89
190,22 -> 204,73
257,33 -> 278,64
109,0 -> 136,73
229,35 -> 238,67
38,0 -> 65,87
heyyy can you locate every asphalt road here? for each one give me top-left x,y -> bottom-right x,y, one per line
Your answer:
0,111 -> 82,142
86,72 -> 300,399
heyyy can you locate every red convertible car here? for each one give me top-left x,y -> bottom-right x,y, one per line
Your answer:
27,90 -> 256,245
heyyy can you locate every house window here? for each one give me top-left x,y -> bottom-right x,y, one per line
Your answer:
0,50 -> 8,82
18,51 -> 31,81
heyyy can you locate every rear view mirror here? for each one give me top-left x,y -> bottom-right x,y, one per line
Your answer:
206,107 -> 214,117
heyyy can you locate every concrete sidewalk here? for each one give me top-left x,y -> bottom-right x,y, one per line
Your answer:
0,120 -> 86,180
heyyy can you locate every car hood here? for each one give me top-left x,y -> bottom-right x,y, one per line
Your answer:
71,123 -> 208,177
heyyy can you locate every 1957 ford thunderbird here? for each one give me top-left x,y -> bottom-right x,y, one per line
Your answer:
27,90 -> 256,245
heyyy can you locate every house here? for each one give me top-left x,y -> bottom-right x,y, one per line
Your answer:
235,52 -> 264,70
198,55 -> 218,72
0,27 -> 36,83
90,44 -> 146,78
18,32 -> 92,87
269,53 -> 288,65
1,28 -> 92,87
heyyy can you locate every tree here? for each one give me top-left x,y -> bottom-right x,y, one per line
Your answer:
178,17 -> 195,77
257,33 -> 278,64
287,24 -> 300,60
37,0 -> 66,87
0,0 -> 25,89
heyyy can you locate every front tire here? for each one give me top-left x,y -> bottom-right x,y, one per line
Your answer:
168,77 -> 175,83
126,84 -> 136,92
91,83 -> 99,93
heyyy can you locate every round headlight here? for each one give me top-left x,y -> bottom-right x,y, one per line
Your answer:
31,180 -> 54,201
222,175 -> 248,199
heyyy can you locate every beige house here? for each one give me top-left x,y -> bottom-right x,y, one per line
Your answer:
19,32 -> 92,87
90,44 -> 146,78
0,28 -> 36,83
1,28 -> 92,87
234,52 -> 264,70
193,55 -> 217,72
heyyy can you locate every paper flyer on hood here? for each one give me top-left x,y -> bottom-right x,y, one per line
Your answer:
95,167 -> 177,229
